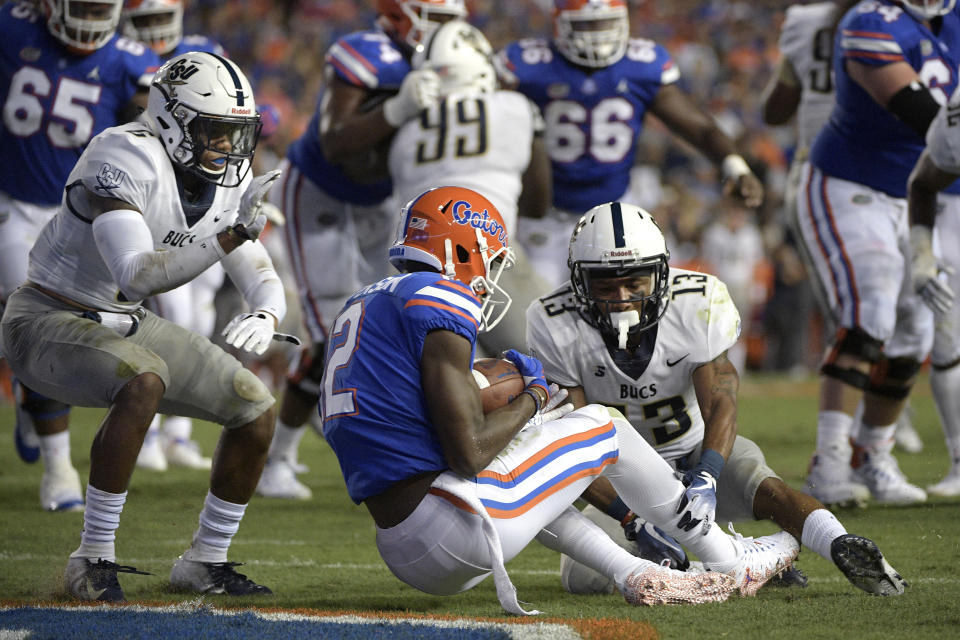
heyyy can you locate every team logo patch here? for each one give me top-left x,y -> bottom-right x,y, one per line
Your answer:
851,194 -> 872,205
547,83 -> 570,99
19,46 -> 41,62
95,163 -> 126,192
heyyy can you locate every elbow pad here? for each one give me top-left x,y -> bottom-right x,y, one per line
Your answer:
887,81 -> 941,139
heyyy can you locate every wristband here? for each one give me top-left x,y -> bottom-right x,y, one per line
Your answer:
521,387 -> 545,413
605,496 -> 633,525
227,223 -> 252,242
721,154 -> 751,182
695,448 -> 726,480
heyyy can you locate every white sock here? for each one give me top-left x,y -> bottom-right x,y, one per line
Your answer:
162,415 -> 193,443
855,423 -> 896,454
185,491 -> 247,563
932,364 -> 960,464
39,431 -> 72,470
72,486 -> 126,561
536,507 -> 651,588
268,420 -> 307,463
800,508 -> 848,561
816,410 -> 854,453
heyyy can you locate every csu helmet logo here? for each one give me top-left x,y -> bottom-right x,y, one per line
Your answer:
164,58 -> 200,84
451,200 -> 507,245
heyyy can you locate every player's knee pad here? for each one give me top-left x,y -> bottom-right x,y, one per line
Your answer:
867,356 -> 921,400
820,327 -> 884,390
286,343 -> 327,397
20,385 -> 71,420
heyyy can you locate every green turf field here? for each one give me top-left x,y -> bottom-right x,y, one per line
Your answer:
2,374 -> 958,639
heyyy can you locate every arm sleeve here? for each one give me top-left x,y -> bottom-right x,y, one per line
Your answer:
221,240 -> 287,322
92,209 -> 225,302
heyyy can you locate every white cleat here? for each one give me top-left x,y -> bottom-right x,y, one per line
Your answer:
831,534 -> 906,596
170,556 -> 272,595
40,463 -> 84,512
893,406 -> 923,453
709,529 -> 800,597
620,563 -> 735,606
136,430 -> 168,471
926,467 -> 960,497
165,438 -> 212,470
803,450 -> 870,508
853,450 -> 927,505
256,459 -> 312,500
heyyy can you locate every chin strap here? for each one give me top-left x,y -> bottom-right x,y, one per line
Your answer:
609,310 -> 640,349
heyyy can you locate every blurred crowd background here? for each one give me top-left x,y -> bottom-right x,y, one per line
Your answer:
189,0 -> 818,376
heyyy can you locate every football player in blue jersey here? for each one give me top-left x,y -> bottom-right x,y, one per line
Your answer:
0,0 -> 160,512
319,185 -> 802,613
795,0 -> 960,508
496,0 -> 764,288
256,0 -> 468,500
121,0 -> 227,473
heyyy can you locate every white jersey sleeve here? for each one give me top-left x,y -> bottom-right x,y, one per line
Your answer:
778,2 -> 837,151
526,285 -> 583,388
73,127 -> 162,212
927,85 -> 960,173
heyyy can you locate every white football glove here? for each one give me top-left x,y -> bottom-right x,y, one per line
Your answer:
222,311 -> 275,355
911,225 -> 955,314
235,170 -> 282,240
383,69 -> 440,128
523,383 -> 574,429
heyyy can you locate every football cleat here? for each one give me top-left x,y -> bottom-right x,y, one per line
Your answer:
164,438 -> 212,470
927,466 -> 960,497
893,407 -> 923,453
621,563 -> 735,606
40,463 -> 84,512
170,558 -> 272,595
768,564 -> 809,588
803,448 -> 870,508
256,458 -> 312,500
831,534 -> 906,596
64,557 -> 152,602
852,448 -> 927,505
709,529 -> 800,597
136,429 -> 168,472
12,379 -> 41,463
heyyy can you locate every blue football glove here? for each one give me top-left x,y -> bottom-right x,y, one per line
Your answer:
675,470 -> 718,536
624,517 -> 690,571
502,349 -> 548,399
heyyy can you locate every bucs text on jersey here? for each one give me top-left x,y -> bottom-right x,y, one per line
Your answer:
526,268 -> 740,463
0,1 -> 159,206
497,36 -> 678,214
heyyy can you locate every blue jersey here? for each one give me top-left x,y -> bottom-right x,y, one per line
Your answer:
811,0 -> 960,196
499,38 -> 679,213
0,1 -> 159,206
321,272 -> 482,503
168,34 -> 225,58
286,29 -> 408,206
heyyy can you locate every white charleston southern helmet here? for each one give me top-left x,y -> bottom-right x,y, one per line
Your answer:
568,202 -> 670,341
41,0 -> 124,54
144,52 -> 262,188
122,0 -> 184,56
553,0 -> 629,68
412,19 -> 496,96
899,0 -> 957,20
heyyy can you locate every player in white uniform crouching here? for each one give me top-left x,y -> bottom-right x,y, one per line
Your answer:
0,52 -> 285,601
526,202 -> 906,597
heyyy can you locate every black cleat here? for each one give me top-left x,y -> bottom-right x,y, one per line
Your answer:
170,557 -> 273,595
64,557 -> 152,602
831,534 -> 906,595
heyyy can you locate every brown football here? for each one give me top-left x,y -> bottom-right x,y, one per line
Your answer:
472,357 -> 524,414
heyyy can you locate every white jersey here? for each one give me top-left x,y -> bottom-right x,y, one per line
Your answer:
779,1 -> 837,152
927,83 -> 960,173
388,89 -> 542,232
28,122 -> 248,312
526,268 -> 741,462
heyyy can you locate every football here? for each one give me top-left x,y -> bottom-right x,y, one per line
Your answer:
472,358 -> 524,414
